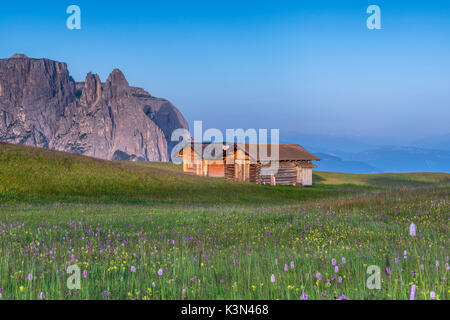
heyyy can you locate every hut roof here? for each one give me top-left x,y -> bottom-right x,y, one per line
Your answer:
178,142 -> 319,162
236,144 -> 320,161
176,142 -> 226,160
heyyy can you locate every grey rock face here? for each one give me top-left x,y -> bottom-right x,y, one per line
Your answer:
0,54 -> 188,161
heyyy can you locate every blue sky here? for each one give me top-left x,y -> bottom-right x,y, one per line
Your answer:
1,0 -> 449,145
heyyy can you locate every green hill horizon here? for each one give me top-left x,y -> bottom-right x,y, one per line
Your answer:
1,142 -> 449,205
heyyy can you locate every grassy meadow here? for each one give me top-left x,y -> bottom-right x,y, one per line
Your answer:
0,142 -> 449,300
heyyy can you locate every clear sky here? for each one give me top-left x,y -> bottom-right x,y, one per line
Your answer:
1,0 -> 449,145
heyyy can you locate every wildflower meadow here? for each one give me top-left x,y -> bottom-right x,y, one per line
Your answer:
0,143 -> 448,300
0,187 -> 448,300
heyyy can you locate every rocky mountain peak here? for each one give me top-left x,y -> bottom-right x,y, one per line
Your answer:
104,68 -> 130,99
107,68 -> 128,86
10,53 -> 29,59
0,55 -> 189,162
80,72 -> 102,106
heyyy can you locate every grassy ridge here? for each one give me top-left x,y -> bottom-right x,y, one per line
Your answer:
314,171 -> 450,187
1,142 -> 449,205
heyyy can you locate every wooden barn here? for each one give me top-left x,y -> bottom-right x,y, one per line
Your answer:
176,142 -> 320,186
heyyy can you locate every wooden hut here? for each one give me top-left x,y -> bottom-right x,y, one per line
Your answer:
176,142 -> 226,178
224,143 -> 319,186
176,142 -> 319,186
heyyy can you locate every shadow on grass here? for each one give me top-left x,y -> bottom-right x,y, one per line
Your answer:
312,173 -> 325,183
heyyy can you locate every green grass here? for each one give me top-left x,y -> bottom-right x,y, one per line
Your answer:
0,142 -> 448,300
314,171 -> 450,187
1,142 -> 449,205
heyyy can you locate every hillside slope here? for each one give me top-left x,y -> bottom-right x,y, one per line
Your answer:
0,142 -> 449,205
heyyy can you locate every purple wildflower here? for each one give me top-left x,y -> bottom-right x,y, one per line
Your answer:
300,293 -> 308,300
409,285 -> 416,300
409,223 -> 416,236
270,274 -> 276,283
386,267 -> 391,276
158,268 -> 163,276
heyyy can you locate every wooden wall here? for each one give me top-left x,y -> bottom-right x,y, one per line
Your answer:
181,146 -> 206,176
207,163 -> 225,177
260,161 -> 298,185
225,164 -> 235,181
249,163 -> 260,184
244,161 -> 314,186
301,167 -> 313,186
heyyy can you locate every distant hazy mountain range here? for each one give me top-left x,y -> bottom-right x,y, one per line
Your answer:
313,153 -> 381,173
313,147 -> 450,173
411,133 -> 450,151
282,133 -> 450,173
